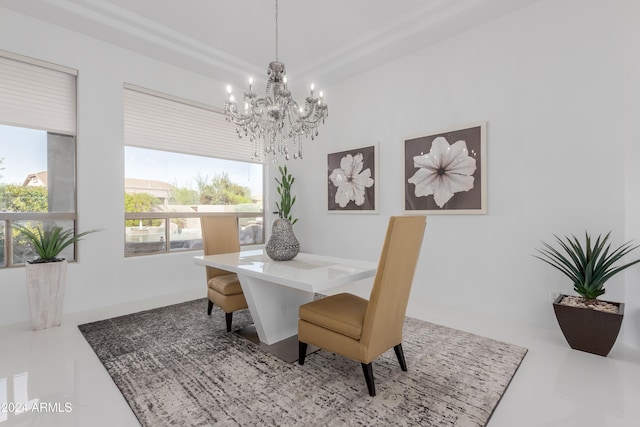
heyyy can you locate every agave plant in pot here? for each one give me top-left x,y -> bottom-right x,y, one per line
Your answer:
13,223 -> 97,330
535,232 -> 640,356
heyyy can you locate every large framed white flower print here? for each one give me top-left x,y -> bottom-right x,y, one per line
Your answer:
327,145 -> 377,213
404,123 -> 486,214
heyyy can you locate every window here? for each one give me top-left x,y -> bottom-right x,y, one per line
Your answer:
124,147 -> 263,255
0,51 -> 77,268
123,85 -> 264,256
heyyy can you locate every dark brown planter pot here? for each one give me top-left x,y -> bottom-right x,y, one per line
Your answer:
553,294 -> 624,357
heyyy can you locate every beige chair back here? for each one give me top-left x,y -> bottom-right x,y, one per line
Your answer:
360,215 -> 426,359
200,216 -> 240,280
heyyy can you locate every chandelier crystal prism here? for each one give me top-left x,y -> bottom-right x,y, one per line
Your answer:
223,0 -> 328,161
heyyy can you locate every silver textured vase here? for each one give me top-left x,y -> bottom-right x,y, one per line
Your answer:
265,218 -> 300,261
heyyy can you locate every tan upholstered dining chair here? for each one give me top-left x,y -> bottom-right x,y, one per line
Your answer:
200,215 -> 248,332
298,215 -> 427,396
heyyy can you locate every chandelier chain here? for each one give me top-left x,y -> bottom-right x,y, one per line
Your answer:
275,0 -> 278,62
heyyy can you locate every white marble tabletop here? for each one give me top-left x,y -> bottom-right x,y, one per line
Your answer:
194,249 -> 378,293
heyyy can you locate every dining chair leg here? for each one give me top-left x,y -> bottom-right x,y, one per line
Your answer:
361,363 -> 376,397
394,344 -> 407,371
207,300 -> 214,315
298,342 -> 308,365
225,312 -> 233,332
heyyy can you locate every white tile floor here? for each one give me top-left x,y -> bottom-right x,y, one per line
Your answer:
1,287 -> 639,427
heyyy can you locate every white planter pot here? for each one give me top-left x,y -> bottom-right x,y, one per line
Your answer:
25,260 -> 67,330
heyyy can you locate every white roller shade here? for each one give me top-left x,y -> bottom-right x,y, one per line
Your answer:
123,84 -> 258,163
0,51 -> 77,135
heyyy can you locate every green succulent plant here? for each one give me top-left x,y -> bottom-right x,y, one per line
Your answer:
535,231 -> 640,302
13,223 -> 98,263
274,165 -> 297,225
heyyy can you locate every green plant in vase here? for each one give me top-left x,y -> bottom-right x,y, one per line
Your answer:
534,231 -> 640,356
13,223 -> 99,330
275,165 -> 298,225
266,165 -> 299,261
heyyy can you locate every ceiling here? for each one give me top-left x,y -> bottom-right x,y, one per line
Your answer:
2,0 -> 541,91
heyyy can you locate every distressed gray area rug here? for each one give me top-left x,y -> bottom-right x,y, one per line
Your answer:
78,298 -> 527,426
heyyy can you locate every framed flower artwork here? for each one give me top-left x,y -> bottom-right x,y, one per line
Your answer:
327,145 -> 377,213
404,123 -> 486,214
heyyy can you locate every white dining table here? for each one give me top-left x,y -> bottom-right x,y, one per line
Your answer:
194,249 -> 377,350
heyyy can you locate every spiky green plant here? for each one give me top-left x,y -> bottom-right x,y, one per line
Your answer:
13,223 -> 98,263
535,232 -> 640,302
274,165 -> 297,225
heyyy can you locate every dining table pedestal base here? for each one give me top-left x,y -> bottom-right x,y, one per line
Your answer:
235,324 -> 319,363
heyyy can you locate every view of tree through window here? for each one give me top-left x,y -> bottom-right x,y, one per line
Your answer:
124,147 -> 264,255
0,126 -> 48,212
0,125 -> 77,266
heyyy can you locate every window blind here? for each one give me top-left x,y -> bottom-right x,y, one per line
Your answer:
123,84 -> 258,164
0,50 -> 77,135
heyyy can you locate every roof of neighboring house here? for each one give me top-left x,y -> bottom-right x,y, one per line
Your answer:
22,171 -> 48,187
124,178 -> 175,191
22,171 -> 175,193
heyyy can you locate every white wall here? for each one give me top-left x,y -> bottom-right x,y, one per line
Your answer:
0,9 -> 230,326
278,0 -> 640,346
622,0 -> 640,350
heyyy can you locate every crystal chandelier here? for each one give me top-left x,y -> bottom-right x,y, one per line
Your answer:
223,0 -> 328,161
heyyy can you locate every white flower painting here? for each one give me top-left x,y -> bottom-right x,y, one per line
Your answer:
408,137 -> 476,208
404,124 -> 486,214
327,146 -> 377,212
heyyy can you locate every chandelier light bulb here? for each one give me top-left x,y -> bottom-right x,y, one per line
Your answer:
226,85 -> 232,94
229,94 -> 235,103
248,77 -> 253,91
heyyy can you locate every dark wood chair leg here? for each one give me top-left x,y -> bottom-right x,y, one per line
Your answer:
394,344 -> 407,371
225,312 -> 233,332
207,300 -> 214,315
298,341 -> 308,365
361,363 -> 376,396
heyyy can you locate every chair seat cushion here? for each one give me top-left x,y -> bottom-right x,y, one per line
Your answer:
208,274 -> 242,296
299,293 -> 368,340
